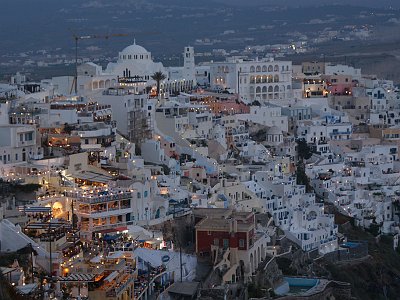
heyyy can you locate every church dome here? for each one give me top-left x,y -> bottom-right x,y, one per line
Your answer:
121,42 -> 149,55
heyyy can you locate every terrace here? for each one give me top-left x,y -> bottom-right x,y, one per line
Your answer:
65,188 -> 133,204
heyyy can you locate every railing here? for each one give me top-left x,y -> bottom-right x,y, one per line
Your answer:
84,221 -> 133,232
135,270 -> 167,300
105,259 -> 125,271
329,131 -> 351,135
115,275 -> 134,295
65,191 -> 132,204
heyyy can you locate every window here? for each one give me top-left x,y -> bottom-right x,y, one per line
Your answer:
213,238 -> 219,246
239,239 -> 245,248
25,132 -> 33,141
223,239 -> 229,249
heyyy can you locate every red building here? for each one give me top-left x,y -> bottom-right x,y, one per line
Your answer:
194,208 -> 256,255
194,208 -> 270,280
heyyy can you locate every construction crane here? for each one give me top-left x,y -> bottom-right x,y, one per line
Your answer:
71,33 -> 130,94
70,31 -> 160,95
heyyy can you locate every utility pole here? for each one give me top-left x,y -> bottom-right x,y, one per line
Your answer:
49,225 -> 53,277
29,243 -> 34,284
74,37 -> 78,95
180,245 -> 183,282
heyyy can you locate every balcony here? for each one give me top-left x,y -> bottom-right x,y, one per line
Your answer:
104,259 -> 126,271
80,207 -> 133,219
65,191 -> 132,204
17,139 -> 35,148
105,274 -> 134,297
84,221 -> 134,233
329,131 -> 351,136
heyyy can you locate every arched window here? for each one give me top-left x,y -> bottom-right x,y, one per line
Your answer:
274,65 -> 279,72
256,76 -> 261,83
262,65 -> 267,72
274,85 -> 279,94
262,76 -> 267,83
274,75 -> 279,82
256,66 -> 261,72
250,66 -> 255,73
250,76 -> 255,84
268,65 -> 273,72
256,86 -> 261,93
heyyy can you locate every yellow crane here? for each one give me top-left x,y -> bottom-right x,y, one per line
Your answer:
70,31 -> 159,95
71,33 -> 130,95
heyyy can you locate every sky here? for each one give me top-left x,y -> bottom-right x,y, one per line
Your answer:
214,0 -> 400,8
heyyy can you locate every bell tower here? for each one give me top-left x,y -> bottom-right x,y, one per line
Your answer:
183,46 -> 196,86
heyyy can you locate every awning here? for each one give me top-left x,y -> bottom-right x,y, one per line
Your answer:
19,206 -> 52,213
58,273 -> 96,282
16,283 -> 38,295
90,255 -> 102,264
108,251 -> 124,259
104,271 -> 118,282
94,226 -> 127,234
71,171 -> 113,184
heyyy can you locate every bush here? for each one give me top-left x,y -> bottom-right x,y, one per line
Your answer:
247,283 -> 265,298
161,164 -> 170,175
13,183 -> 42,193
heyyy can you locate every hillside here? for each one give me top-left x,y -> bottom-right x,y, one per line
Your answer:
326,224 -> 400,299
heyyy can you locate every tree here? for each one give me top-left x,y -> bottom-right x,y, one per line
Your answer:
63,123 -> 74,135
296,139 -> 312,161
151,71 -> 166,97
296,139 -> 313,192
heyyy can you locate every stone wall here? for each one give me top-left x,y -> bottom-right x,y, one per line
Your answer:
276,281 -> 351,300
254,257 -> 284,290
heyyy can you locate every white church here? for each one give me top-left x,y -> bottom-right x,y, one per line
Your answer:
73,41 -> 197,97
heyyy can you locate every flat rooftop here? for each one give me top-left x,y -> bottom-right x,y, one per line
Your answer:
195,217 -> 254,232
193,207 -> 233,219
